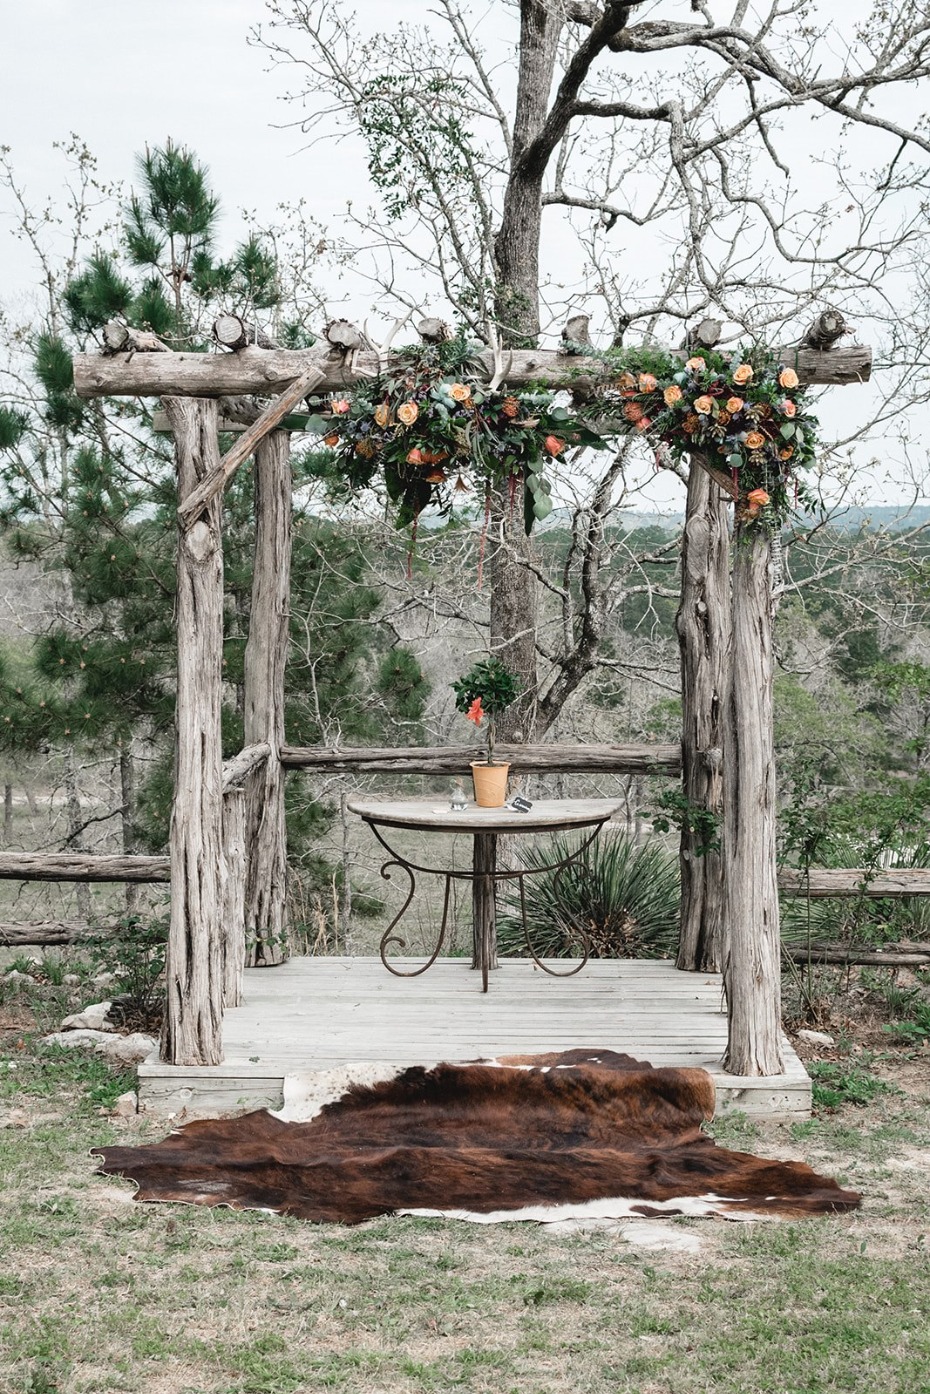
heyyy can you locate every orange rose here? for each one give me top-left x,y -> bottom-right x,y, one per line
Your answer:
732,364 -> 754,385
638,373 -> 658,392
331,398 -> 351,414
406,448 -> 424,465
779,446 -> 794,460
747,488 -> 770,509
745,430 -> 766,450
449,382 -> 471,402
636,416 -> 653,432
323,432 -> 340,447
545,435 -> 565,455
694,395 -> 714,414
726,396 -> 744,413
782,399 -> 797,417
624,401 -> 645,423
663,385 -> 683,407
374,403 -> 392,428
686,356 -> 706,372
397,401 -> 419,426
779,367 -> 800,389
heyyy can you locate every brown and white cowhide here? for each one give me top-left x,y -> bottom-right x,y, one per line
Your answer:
93,1051 -> 860,1226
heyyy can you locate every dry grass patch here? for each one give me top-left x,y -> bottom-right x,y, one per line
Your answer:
1,1023 -> 928,1394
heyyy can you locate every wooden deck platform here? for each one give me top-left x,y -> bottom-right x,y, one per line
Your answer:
138,956 -> 811,1119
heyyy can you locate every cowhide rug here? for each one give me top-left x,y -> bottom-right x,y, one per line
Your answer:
93,1050 -> 860,1225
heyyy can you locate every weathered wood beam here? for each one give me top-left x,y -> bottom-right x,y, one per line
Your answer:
279,742 -> 682,775
244,430 -> 292,968
162,396 -> 226,1067
723,529 -> 784,1076
102,321 -> 169,354
782,944 -> 930,968
213,314 -> 278,351
778,867 -> 930,898
0,853 -> 170,882
221,742 -> 271,792
73,342 -> 872,399
176,367 -> 325,527
0,921 -> 94,945
222,788 -> 247,1008
676,457 -> 728,974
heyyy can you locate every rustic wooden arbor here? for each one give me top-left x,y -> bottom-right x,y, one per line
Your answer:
65,316 -> 874,1074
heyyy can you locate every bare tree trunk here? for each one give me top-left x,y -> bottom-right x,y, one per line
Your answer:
118,743 -> 138,916
161,396 -> 225,1067
244,430 -> 291,967
676,461 -> 729,972
3,784 -> 11,841
722,526 -> 783,1076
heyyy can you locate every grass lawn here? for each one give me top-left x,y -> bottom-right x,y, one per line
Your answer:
1,980 -> 929,1394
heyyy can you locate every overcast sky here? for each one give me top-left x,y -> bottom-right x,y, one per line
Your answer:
1,1 -> 926,511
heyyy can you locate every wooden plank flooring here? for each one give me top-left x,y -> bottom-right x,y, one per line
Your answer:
139,956 -> 811,1118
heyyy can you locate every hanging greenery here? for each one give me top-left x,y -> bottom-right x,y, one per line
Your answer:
602,344 -> 819,530
317,336 -> 818,539
318,340 -> 606,534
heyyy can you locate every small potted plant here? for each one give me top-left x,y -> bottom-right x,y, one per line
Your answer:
451,658 -> 522,807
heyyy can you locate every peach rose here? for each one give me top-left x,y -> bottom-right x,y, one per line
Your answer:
324,432 -> 340,447
779,446 -> 794,460
779,367 -> 800,389
449,382 -> 471,402
663,385 -> 683,407
636,416 -> 653,432
694,395 -> 714,414
331,398 -> 351,414
726,396 -> 744,414
747,488 -> 770,506
638,373 -> 658,392
782,399 -> 797,417
732,364 -> 754,385
397,401 -> 419,426
745,430 -> 766,450
374,402 -> 392,428
406,447 -> 424,465
545,435 -> 565,455
686,356 -> 706,372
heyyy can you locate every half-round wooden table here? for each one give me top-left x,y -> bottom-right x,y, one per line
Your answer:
348,798 -> 621,991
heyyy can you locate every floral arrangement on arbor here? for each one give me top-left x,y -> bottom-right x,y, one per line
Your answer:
609,346 -> 818,529
451,657 -> 522,767
319,343 -> 605,536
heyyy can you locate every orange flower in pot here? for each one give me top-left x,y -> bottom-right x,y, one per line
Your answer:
451,658 -> 522,807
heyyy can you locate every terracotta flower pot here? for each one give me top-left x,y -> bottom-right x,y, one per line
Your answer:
470,762 -> 510,808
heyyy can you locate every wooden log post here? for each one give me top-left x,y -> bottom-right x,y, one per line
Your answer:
222,787 -> 247,1008
161,396 -> 226,1067
722,525 -> 784,1076
676,458 -> 730,972
244,429 -> 292,967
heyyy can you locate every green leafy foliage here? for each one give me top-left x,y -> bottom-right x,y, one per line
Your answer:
451,657 -> 520,765
497,831 -> 680,960
808,1061 -> 894,1110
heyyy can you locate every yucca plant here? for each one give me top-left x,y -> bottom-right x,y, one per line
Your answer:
497,831 -> 679,959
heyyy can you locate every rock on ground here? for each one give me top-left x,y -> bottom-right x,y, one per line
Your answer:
42,1029 -> 157,1065
61,1001 -> 114,1032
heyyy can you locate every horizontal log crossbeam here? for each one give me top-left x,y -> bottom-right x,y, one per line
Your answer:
222,742 -> 272,791
280,742 -> 682,775
73,343 -> 871,400
0,853 -> 170,882
777,868 -> 930,898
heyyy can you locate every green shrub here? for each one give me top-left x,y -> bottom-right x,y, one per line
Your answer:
497,831 -> 679,959
809,1061 -> 893,1109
